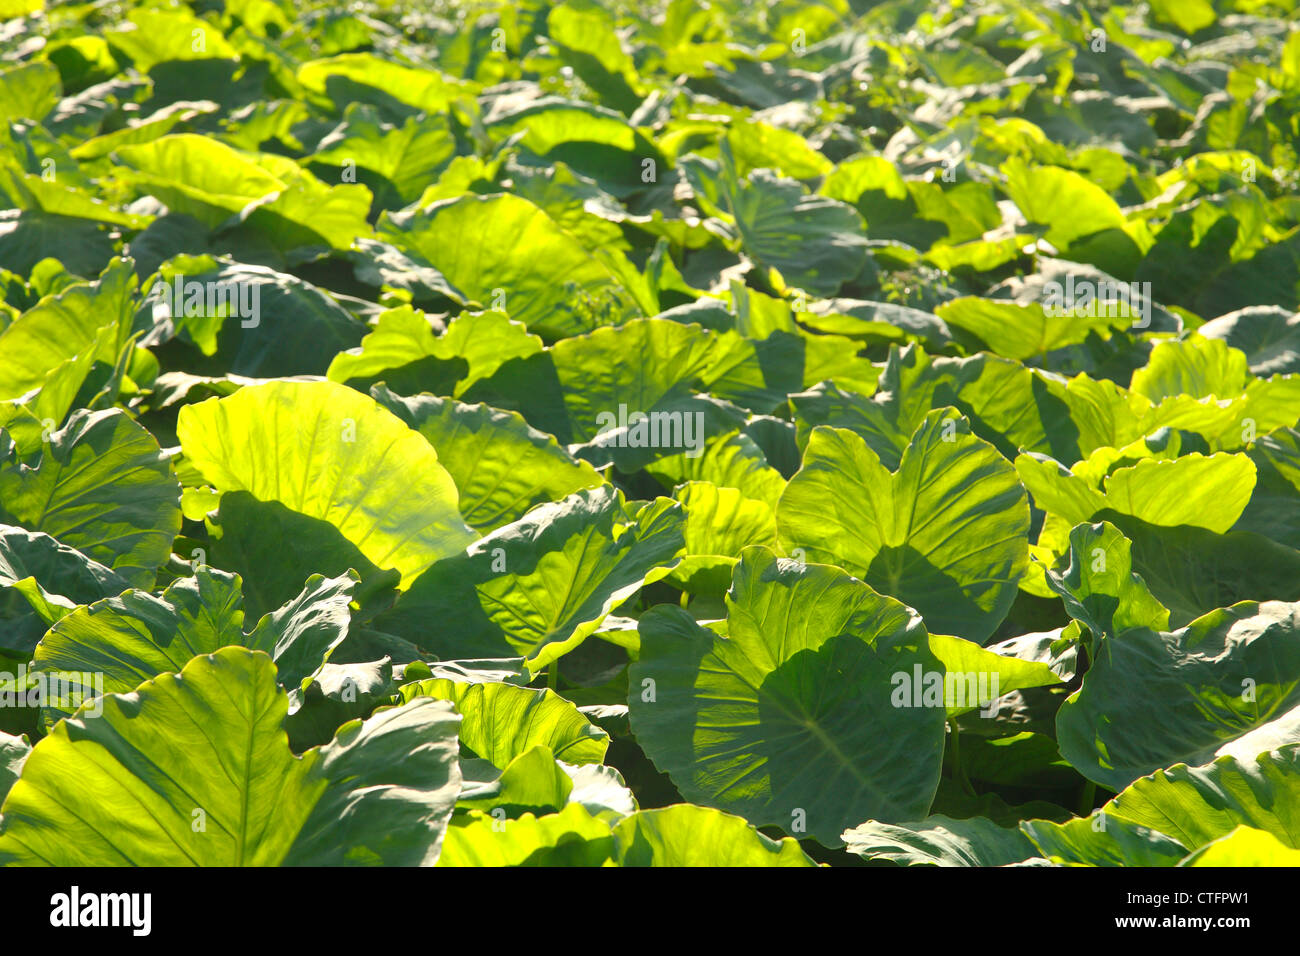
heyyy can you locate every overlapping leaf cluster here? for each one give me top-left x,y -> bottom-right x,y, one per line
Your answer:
1,0 -> 1299,866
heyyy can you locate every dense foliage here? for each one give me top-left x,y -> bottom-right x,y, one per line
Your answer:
1,0 -> 1300,867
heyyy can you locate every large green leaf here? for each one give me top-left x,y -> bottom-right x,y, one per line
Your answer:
629,547 -> 946,845
437,803 -> 616,867
0,525 -> 128,653
668,480 -> 777,594
376,194 -> 640,339
327,308 -> 543,398
308,105 -> 456,208
1057,600 -> 1300,789
683,144 -> 867,297
372,388 -> 603,533
398,678 -> 609,767
374,486 -> 684,672
1020,814 -> 1190,866
140,256 -> 366,377
1200,306 -> 1300,377
1129,334 -> 1250,404
115,134 -> 291,227
32,567 -> 356,724
0,257 -> 135,402
789,344 -> 1131,487
0,731 -> 29,806
1102,747 -> 1300,852
1099,515 -> 1300,628
842,814 -> 1037,866
611,804 -> 817,867
205,491 -> 396,621
927,634 -> 1062,717
1017,449 -> 1257,536
0,409 -> 181,589
0,648 -> 463,866
1041,521 -> 1171,641
935,297 -> 1126,362
646,428 -> 786,508
778,409 -> 1030,643
177,379 -> 475,588
1180,826 -> 1300,865
1001,159 -> 1132,251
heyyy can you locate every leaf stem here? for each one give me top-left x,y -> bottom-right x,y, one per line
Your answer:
1079,780 -> 1097,816
948,719 -> 977,797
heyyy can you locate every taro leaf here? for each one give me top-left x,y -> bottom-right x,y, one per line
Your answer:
629,547 -> 947,845
178,379 -> 475,588
0,211 -> 115,278
646,428 -> 786,508
562,761 -> 637,817
1041,521 -> 1171,641
348,237 -> 469,305
1129,334 -> 1250,404
0,525 -> 128,653
244,571 -> 358,688
667,480 -> 777,595
139,257 -> 366,377
280,695 -> 462,866
114,134 -> 292,227
407,658 -> 530,685
1057,600 -> 1300,790
1103,747 -> 1300,852
328,307 -> 542,398
1237,427 -> 1300,549
789,344 -> 1128,486
1180,827 -> 1300,866
285,658 -> 395,753
698,329 -> 866,415
612,804 -> 817,866
935,297 -> 1125,362
207,492 -> 397,621
0,731 -> 30,805
842,814 -> 1036,867
33,567 -> 356,725
684,145 -> 867,297
308,105 -> 456,208
777,410 -> 1029,643
0,61 -> 60,126
455,744 -> 575,814
0,409 -> 181,589
295,53 -> 466,117
0,256 -> 136,402
1020,814 -> 1190,866
0,648 -> 463,866
1000,159 -> 1130,251
376,193 -> 640,339
1016,450 -> 1256,535
546,4 -> 642,115
551,318 -> 722,456
926,634 -> 1062,717
1103,515 -> 1300,628
374,486 -> 684,673
372,387 -> 603,533
437,803 -> 616,867
398,678 -> 609,767
1199,306 -> 1300,376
